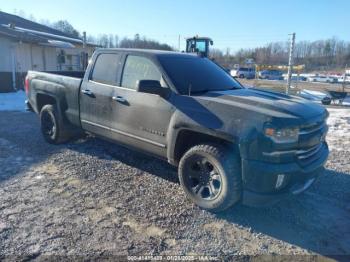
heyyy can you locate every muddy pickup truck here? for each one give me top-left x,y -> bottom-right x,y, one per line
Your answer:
25,48 -> 329,212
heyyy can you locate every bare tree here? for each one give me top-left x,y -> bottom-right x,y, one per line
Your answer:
52,20 -> 80,38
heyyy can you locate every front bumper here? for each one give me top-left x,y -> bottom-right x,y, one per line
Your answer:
241,142 -> 329,207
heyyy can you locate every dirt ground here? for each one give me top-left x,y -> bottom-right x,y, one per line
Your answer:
0,110 -> 349,261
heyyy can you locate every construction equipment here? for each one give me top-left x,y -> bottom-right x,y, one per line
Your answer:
185,36 -> 213,57
327,90 -> 348,105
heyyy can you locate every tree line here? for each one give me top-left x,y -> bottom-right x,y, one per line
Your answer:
86,33 -> 173,51
49,20 -> 173,51
211,38 -> 350,72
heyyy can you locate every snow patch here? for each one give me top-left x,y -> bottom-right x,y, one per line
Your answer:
299,89 -> 327,102
0,91 -> 26,112
298,89 -> 350,106
327,108 -> 350,151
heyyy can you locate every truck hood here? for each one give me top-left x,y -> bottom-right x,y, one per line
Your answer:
200,88 -> 327,121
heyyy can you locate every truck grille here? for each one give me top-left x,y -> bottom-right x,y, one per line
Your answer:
298,119 -> 327,150
297,143 -> 323,167
299,121 -> 325,135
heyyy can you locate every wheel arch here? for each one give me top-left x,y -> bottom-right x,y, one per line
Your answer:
169,128 -> 239,166
36,93 -> 57,113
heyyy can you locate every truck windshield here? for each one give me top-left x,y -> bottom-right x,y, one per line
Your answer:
158,56 -> 242,95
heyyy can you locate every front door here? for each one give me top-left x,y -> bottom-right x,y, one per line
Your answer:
109,54 -> 174,157
80,52 -> 122,137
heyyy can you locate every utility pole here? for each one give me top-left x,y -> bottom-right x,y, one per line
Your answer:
178,35 -> 181,51
286,32 -> 296,94
342,64 -> 348,92
82,31 -> 88,70
83,31 -> 87,49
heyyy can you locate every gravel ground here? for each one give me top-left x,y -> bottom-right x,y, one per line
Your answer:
0,109 -> 349,260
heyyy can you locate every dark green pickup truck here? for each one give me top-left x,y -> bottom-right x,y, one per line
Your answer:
25,48 -> 329,212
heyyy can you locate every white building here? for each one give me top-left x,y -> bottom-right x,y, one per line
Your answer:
0,11 -> 97,92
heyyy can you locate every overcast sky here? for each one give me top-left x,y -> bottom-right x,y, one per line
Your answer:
1,0 -> 349,51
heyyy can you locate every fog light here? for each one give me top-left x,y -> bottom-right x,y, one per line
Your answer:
275,174 -> 285,189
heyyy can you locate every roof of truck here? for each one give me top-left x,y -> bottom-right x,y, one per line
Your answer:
96,48 -> 198,57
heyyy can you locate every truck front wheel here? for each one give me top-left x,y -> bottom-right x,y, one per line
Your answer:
178,144 -> 242,212
40,104 -> 71,144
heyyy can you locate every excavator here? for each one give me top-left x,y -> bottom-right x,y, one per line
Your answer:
185,36 -> 213,57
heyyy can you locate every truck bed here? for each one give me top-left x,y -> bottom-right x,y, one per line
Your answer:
44,71 -> 85,79
26,70 -> 85,127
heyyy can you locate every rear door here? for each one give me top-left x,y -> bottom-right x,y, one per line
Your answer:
109,54 -> 173,157
80,52 -> 122,137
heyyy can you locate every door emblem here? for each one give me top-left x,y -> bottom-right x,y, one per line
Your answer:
140,126 -> 165,137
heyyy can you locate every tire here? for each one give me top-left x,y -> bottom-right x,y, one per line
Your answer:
40,104 -> 71,144
178,144 -> 242,212
239,74 -> 245,79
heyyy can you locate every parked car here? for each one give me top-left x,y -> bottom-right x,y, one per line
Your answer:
258,70 -> 284,80
25,49 -> 329,212
338,75 -> 350,84
307,75 -> 337,83
230,67 -> 255,79
291,75 -> 307,81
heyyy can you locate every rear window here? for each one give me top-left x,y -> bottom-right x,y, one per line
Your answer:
91,53 -> 121,86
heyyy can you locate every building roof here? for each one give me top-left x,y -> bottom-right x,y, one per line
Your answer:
0,11 -> 75,38
0,11 -> 97,47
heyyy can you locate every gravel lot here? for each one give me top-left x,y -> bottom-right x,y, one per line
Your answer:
0,109 -> 349,260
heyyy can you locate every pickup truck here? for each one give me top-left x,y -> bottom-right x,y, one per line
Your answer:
25,48 -> 329,212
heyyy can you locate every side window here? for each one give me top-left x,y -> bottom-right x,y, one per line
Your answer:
121,55 -> 163,90
91,53 -> 120,86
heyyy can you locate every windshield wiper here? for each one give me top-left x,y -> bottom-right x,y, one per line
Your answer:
190,90 -> 210,95
188,86 -> 242,96
212,87 -> 242,92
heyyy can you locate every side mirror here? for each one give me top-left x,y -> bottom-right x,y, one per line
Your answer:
137,80 -> 166,97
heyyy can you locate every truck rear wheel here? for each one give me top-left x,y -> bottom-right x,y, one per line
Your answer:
178,144 -> 242,212
40,104 -> 71,144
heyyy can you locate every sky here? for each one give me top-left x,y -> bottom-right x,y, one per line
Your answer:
0,0 -> 349,51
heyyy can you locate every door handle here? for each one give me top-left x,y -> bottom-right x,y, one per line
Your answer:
112,96 -> 127,103
82,89 -> 94,96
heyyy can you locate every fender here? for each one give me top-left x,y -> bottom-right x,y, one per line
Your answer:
166,110 -> 240,165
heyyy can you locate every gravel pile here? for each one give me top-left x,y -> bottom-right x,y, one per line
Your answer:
0,110 -> 349,260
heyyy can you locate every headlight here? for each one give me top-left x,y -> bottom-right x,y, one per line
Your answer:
264,126 -> 299,143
